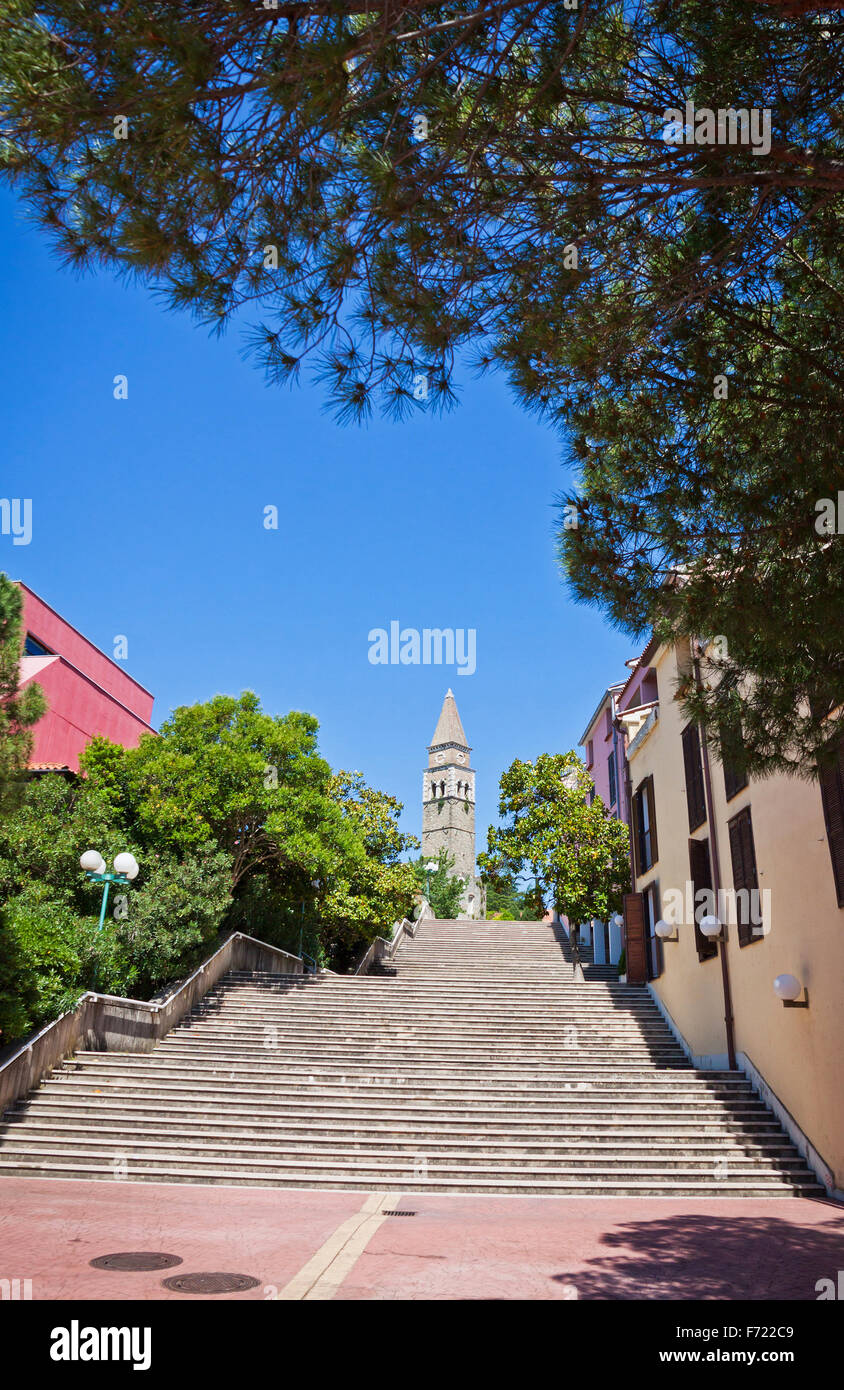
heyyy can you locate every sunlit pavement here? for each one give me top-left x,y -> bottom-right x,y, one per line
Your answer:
1,1178 -> 842,1301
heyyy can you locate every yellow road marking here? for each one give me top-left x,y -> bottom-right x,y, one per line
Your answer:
274,1191 -> 401,1301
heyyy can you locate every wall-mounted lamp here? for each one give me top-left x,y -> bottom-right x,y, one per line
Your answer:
699,914 -> 726,943
773,973 -> 809,1009
654,918 -> 678,943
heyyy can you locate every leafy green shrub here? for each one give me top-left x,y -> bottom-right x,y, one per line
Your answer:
105,842 -> 233,999
0,885 -> 95,1041
411,849 -> 467,919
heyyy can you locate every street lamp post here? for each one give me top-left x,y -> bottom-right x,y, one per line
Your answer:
80,850 -> 139,985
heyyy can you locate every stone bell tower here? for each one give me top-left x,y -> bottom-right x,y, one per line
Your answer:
421,689 -> 484,918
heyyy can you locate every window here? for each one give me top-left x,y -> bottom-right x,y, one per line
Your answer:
586,739 -> 594,769
633,776 -> 658,875
818,739 -> 844,907
681,723 -> 707,832
689,836 -> 718,961
722,718 -> 749,802
24,633 -> 52,657
644,880 -> 663,980
728,807 -> 761,947
642,670 -> 659,704
607,751 -> 617,809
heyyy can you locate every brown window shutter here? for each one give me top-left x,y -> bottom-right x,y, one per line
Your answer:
682,724 -> 707,832
728,807 -> 760,947
623,892 -> 648,984
722,718 -> 749,802
689,836 -> 717,961
645,775 -> 658,865
631,787 -> 641,879
818,743 -> 844,908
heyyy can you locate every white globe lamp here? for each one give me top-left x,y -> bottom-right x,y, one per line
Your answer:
113,852 -> 140,881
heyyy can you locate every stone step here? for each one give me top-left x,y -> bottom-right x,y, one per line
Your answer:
183,1018 -> 672,1036
0,1154 -> 821,1196
163,1046 -> 689,1065
13,1095 -> 784,1134
389,964 -> 613,971
4,1115 -> 798,1154
97,1070 -> 732,1090
217,984 -> 644,999
0,1135 -> 812,1174
219,1003 -> 643,1014
188,1005 -> 670,1026
215,980 -> 648,996
155,1047 -> 694,1069
155,1035 -> 690,1053
186,999 -> 670,1018
59,1069 -> 735,1093
200,988 -> 659,1006
223,974 -> 633,992
153,1045 -> 700,1061
170,1022 -> 683,1039
37,1081 -> 777,1115
196,1005 -> 664,1019
54,1059 -> 751,1090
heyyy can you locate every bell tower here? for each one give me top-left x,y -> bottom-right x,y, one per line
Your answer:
421,690 -> 483,916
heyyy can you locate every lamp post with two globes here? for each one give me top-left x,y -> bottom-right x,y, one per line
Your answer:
80,849 -> 140,935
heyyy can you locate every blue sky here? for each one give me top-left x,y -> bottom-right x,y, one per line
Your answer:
1,185 -> 634,850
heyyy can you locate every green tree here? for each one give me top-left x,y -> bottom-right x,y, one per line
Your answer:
81,694 -> 344,889
412,848 -> 467,920
0,573 -> 46,807
555,236 -> 844,777
0,693 -> 422,1037
0,884 -> 96,1040
102,841 -> 233,998
319,771 -> 419,960
83,709 -> 420,962
0,772 -> 232,1037
0,0 -> 835,417
0,765 -> 120,903
3,6 -> 841,765
484,873 -> 541,920
479,752 -> 630,924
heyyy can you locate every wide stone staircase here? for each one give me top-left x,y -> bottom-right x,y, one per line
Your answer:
0,920 -> 823,1195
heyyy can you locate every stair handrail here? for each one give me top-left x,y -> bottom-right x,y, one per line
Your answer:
353,916 -> 418,975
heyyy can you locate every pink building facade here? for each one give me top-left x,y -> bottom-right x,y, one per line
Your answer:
580,680 -> 629,824
576,639 -> 662,964
15,582 -> 155,773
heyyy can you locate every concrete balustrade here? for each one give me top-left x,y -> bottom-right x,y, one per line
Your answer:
354,917 -> 418,975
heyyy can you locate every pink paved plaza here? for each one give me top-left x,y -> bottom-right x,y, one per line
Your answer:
2,1178 -> 843,1301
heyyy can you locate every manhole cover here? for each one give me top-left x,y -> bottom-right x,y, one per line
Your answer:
161,1272 -> 261,1295
90,1252 -> 183,1272
382,1210 -> 416,1217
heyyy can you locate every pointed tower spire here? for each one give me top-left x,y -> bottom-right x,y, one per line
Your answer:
430,688 -> 469,750
421,690 -> 483,918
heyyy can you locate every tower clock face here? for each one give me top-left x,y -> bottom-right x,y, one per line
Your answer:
435,752 -> 445,763
456,753 -> 465,763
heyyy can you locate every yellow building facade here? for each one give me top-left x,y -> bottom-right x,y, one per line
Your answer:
621,639 -> 844,1197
